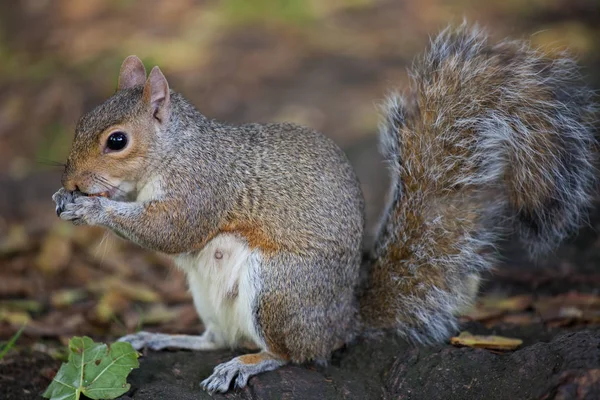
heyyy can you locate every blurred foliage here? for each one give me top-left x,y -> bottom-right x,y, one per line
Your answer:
36,123 -> 72,169
0,0 -> 597,176
220,0 -> 316,26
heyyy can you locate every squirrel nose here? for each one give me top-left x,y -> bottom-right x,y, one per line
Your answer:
61,175 -> 78,192
63,180 -> 78,192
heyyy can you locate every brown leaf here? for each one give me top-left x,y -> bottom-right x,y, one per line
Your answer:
0,299 -> 43,313
50,288 -> 88,308
0,224 -> 30,256
479,295 -> 533,312
35,227 -> 72,275
463,307 -> 505,322
0,309 -> 31,325
88,277 -> 160,303
94,289 -> 130,323
534,292 -> 600,323
450,331 -> 523,351
463,294 -> 534,322
140,304 -> 177,325
498,313 -> 536,326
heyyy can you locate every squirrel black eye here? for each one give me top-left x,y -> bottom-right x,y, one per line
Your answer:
106,132 -> 128,152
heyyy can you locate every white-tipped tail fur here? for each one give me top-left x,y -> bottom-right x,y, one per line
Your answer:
360,23 -> 597,343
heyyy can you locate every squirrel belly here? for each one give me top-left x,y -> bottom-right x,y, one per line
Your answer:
175,234 -> 265,350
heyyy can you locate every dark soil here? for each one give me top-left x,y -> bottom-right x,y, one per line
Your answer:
107,327 -> 600,400
0,351 -> 58,400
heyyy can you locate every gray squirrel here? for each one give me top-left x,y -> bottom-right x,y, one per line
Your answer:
52,24 -> 597,394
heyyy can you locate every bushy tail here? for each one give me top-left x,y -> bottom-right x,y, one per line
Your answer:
359,24 -> 597,343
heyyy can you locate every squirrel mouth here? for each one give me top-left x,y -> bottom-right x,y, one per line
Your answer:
84,191 -> 111,198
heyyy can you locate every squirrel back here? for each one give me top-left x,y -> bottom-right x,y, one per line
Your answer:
359,24 -> 597,342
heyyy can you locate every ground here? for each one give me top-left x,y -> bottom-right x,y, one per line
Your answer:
1,1 -> 599,399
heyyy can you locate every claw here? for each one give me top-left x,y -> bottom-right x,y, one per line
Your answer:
200,353 -> 287,394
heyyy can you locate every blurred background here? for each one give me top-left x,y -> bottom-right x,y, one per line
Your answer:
0,0 -> 599,369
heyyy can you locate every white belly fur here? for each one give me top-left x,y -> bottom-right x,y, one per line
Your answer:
174,234 -> 264,349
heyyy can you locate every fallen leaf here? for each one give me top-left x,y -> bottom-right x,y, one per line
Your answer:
0,309 -> 31,325
0,224 -> 30,256
141,303 -> 178,325
35,229 -> 72,275
51,288 -> 88,307
42,336 -> 139,400
95,289 -> 130,323
479,295 -> 533,312
0,299 -> 43,313
450,331 -> 523,351
463,307 -> 505,322
89,277 -> 160,303
462,295 -> 534,323
497,313 -> 536,326
534,292 -> 600,323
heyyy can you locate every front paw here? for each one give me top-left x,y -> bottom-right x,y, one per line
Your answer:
59,195 -> 107,226
118,331 -> 174,351
52,187 -> 78,217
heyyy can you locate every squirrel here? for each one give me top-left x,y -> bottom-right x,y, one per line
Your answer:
52,24 -> 597,394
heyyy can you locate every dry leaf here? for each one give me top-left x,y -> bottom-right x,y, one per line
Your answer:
479,295 -> 533,312
88,277 -> 160,303
141,303 -> 177,325
463,307 -> 505,322
0,224 -> 30,255
0,309 -> 31,325
35,229 -> 72,275
95,289 -> 130,323
498,313 -> 536,326
0,299 -> 43,313
450,331 -> 523,351
534,292 -> 600,323
51,288 -> 88,307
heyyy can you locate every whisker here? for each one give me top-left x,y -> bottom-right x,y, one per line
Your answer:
94,231 -> 112,264
95,176 -> 127,195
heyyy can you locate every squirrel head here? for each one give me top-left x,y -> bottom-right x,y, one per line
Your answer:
62,55 -> 171,200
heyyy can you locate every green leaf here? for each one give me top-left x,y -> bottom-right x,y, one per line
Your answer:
42,336 -> 139,400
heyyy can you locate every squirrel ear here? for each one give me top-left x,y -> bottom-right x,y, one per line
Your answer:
117,55 -> 147,90
142,66 -> 171,124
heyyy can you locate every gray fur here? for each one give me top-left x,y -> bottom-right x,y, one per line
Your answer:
53,23 -> 597,392
363,23 -> 597,343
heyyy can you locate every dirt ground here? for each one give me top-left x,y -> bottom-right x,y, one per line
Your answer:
1,1 -> 600,399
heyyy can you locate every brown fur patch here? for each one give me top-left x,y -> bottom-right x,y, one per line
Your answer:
238,351 -> 288,365
263,336 -> 291,361
220,220 -> 281,255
